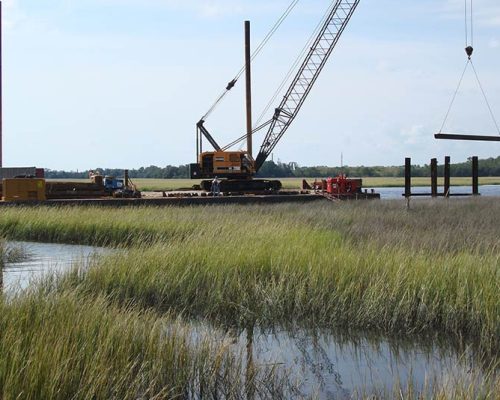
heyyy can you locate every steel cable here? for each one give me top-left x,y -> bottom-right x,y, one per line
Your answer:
201,0 -> 300,121
254,0 -> 337,127
470,60 -> 500,135
465,0 -> 468,46
439,60 -> 470,133
439,0 -> 499,136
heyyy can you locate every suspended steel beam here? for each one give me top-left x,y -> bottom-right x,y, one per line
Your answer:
435,133 -> 500,142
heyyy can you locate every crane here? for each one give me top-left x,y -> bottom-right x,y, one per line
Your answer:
190,0 -> 360,192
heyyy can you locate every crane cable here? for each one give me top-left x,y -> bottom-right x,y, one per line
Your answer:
465,0 -> 473,48
201,0 -> 300,122
439,0 -> 500,135
228,0 -> 337,151
254,0 -> 337,128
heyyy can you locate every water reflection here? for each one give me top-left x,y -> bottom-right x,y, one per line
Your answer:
377,185 -> 500,199
0,241 -> 497,397
1,241 -> 108,292
207,325 -> 497,399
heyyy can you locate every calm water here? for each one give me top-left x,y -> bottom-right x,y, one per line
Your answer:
194,325 -> 495,399
1,241 -> 108,291
375,185 -> 500,200
1,241 -> 496,397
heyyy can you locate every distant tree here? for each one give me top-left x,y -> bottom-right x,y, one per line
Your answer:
43,156 -> 500,180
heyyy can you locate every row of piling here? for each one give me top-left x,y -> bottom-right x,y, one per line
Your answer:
405,156 -> 479,198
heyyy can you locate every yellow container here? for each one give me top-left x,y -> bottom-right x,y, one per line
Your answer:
2,178 -> 46,202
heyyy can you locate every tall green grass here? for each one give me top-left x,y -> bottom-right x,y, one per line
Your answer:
0,239 -> 30,265
2,199 -> 500,253
1,199 -> 500,397
57,223 -> 499,356
0,289 -> 288,400
1,200 -> 498,353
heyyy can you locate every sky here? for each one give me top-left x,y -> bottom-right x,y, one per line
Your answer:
3,0 -> 500,170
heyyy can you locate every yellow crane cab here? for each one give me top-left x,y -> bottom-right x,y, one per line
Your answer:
191,151 -> 255,179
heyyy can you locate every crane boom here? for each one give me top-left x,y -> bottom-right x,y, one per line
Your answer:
254,0 -> 360,171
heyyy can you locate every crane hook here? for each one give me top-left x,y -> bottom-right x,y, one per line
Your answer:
465,46 -> 474,59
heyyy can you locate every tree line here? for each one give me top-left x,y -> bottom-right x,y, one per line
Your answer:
45,156 -> 500,179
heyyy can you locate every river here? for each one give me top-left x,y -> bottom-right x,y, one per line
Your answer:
375,185 -> 500,200
1,241 -> 108,291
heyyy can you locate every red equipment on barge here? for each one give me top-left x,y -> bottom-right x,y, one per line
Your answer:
303,175 -> 379,201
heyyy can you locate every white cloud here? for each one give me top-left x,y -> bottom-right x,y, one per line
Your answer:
181,0 -> 301,19
401,125 -> 427,145
198,2 -> 244,19
489,38 -> 500,48
2,0 -> 25,30
2,0 -> 18,9
75,0 -> 293,19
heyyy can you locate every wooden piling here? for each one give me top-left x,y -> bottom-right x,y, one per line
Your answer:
245,21 -> 253,158
430,158 -> 438,197
404,158 -> 411,198
124,170 -> 129,188
472,156 -> 479,195
444,156 -> 451,197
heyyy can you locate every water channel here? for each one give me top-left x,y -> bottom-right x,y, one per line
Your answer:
0,241 -> 497,398
376,184 -> 500,200
228,326 -> 490,398
0,241 -> 108,291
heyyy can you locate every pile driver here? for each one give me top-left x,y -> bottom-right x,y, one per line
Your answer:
190,0 -> 360,192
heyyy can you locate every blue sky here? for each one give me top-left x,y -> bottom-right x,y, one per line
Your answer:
3,0 -> 500,170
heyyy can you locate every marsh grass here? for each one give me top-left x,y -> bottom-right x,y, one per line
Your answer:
0,240 -> 31,265
0,288 -> 291,400
359,370 -> 500,400
0,199 -> 499,397
1,201 -> 496,351
57,223 -> 499,356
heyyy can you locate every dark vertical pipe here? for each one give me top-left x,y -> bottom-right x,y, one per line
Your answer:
196,127 -> 199,161
0,1 -> 3,168
245,21 -> 253,158
124,169 -> 129,188
245,324 -> 255,400
199,128 -> 203,155
444,156 -> 451,197
472,156 -> 479,195
404,157 -> 411,198
431,158 -> 438,197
